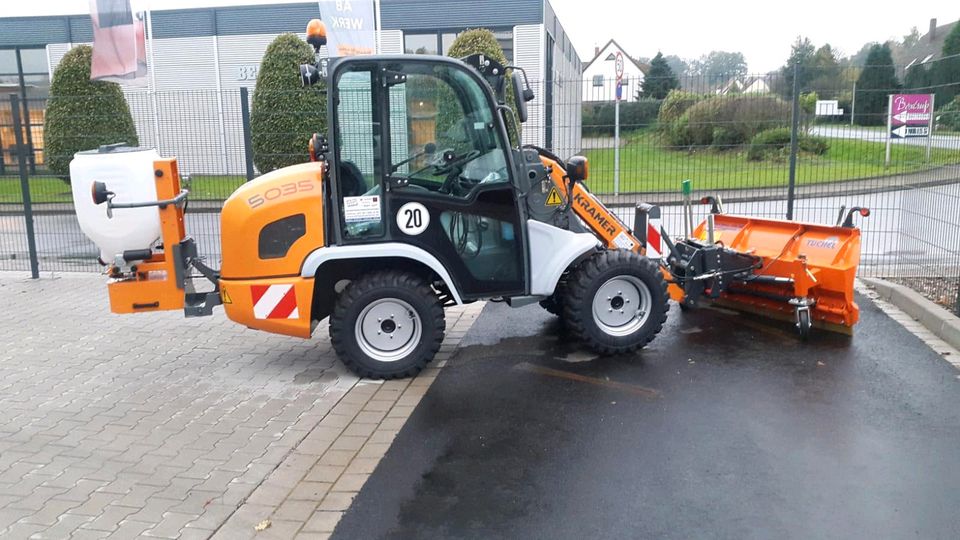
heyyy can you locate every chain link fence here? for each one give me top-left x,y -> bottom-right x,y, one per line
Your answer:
1,61 -> 958,313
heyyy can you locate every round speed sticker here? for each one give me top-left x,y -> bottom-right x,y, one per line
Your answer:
397,202 -> 430,235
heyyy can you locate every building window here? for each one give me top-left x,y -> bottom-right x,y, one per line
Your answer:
404,33 -> 438,55
592,75 -> 603,87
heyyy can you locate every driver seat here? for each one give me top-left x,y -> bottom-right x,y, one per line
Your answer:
339,160 -> 366,197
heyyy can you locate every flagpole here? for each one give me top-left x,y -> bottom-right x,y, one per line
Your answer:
145,5 -> 161,153
374,0 -> 382,54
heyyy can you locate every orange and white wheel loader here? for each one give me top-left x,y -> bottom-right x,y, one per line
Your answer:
71,20 -> 867,379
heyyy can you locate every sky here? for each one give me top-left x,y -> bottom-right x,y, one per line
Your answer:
551,0 -> 960,72
4,0 -> 960,72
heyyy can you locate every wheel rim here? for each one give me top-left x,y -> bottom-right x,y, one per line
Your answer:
355,298 -> 422,362
591,275 -> 652,337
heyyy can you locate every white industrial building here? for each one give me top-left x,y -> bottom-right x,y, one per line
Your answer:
0,0 -> 583,176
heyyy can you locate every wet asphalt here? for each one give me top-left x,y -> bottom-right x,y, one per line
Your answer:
333,295 -> 960,539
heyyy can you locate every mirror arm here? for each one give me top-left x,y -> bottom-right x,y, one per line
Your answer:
497,104 -> 521,149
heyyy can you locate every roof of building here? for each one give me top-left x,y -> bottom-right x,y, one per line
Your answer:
582,39 -> 649,74
0,0 -> 546,48
901,19 -> 958,67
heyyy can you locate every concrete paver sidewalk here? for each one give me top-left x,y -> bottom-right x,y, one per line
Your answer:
0,273 -> 480,539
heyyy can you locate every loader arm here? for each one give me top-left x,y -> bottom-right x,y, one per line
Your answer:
539,155 -> 644,253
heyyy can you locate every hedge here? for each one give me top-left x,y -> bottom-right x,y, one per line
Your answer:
657,90 -> 706,125
938,97 -> 960,132
43,45 -> 139,179
667,94 -> 791,147
250,34 -> 326,174
582,99 -> 661,136
746,127 -> 829,161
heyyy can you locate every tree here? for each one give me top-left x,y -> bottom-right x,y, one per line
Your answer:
640,52 -> 679,99
932,22 -> 960,106
43,45 -> 139,179
689,50 -> 748,87
904,64 -> 931,91
854,43 -> 900,126
446,28 -> 520,144
250,33 -> 326,174
777,36 -> 817,96
662,55 -> 689,78
807,44 -> 842,97
902,26 -> 921,48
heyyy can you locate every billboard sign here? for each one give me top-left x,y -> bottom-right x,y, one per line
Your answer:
318,0 -> 377,57
889,94 -> 933,139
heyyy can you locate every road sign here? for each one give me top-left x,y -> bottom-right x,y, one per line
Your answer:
886,93 -> 935,165
891,125 -> 930,138
890,94 -> 932,127
614,52 -> 624,81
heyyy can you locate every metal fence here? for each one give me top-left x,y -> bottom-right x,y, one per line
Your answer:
1,61 -> 958,314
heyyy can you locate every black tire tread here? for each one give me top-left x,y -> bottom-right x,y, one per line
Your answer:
329,270 -> 445,379
562,250 -> 669,355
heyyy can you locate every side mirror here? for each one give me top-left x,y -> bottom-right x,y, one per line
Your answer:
91,181 -> 113,205
566,156 -> 589,183
511,71 -> 529,123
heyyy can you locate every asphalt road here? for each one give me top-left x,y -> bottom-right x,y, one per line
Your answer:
334,298 -> 960,539
810,125 -> 960,150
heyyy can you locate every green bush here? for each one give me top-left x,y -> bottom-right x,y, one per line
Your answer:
670,94 -> 790,147
937,97 -> 960,132
657,90 -> 705,125
746,127 -> 828,161
446,29 -> 520,145
251,34 -> 326,174
582,99 -> 661,136
44,45 -> 139,179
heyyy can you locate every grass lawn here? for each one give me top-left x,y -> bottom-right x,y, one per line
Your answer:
2,132 -> 958,203
0,174 -> 247,204
581,130 -> 960,194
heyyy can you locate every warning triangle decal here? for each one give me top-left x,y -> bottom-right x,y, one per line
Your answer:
545,187 -> 564,206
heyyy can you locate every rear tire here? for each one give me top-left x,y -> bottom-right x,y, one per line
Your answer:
563,250 -> 669,355
330,271 -> 445,379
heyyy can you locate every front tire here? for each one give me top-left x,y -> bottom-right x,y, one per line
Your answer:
563,250 -> 669,354
330,271 -> 445,379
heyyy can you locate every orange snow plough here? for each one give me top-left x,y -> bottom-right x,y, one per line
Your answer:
661,191 -> 868,337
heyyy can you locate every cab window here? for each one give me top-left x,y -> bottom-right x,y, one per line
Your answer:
387,62 -> 510,198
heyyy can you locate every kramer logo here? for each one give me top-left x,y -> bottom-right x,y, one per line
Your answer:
807,236 -> 839,249
573,192 -> 616,236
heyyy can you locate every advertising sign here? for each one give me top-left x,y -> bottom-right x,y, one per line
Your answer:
889,94 -> 933,139
318,0 -> 377,57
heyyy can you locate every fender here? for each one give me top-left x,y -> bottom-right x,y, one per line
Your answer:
300,243 -> 464,304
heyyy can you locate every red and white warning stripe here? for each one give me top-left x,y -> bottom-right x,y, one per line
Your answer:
251,284 -> 299,320
646,220 -> 662,258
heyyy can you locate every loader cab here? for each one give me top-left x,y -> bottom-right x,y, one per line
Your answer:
325,56 -> 530,300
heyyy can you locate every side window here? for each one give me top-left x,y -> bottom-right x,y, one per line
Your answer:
388,63 -> 510,198
336,68 -> 384,239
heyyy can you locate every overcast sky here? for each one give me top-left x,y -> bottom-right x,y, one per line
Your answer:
551,0 -> 960,72
4,0 -> 959,72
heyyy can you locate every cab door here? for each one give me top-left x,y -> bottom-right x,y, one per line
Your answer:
329,58 -> 529,301
383,59 -> 530,300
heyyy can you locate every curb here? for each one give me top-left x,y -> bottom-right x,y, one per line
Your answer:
861,277 -> 960,352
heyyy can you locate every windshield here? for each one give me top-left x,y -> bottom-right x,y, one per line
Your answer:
386,62 -> 510,197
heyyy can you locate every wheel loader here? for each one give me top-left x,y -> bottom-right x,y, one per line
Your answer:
71,20 -> 868,379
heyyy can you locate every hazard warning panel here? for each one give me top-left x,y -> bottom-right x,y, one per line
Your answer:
251,284 -> 299,320
545,187 -> 564,206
